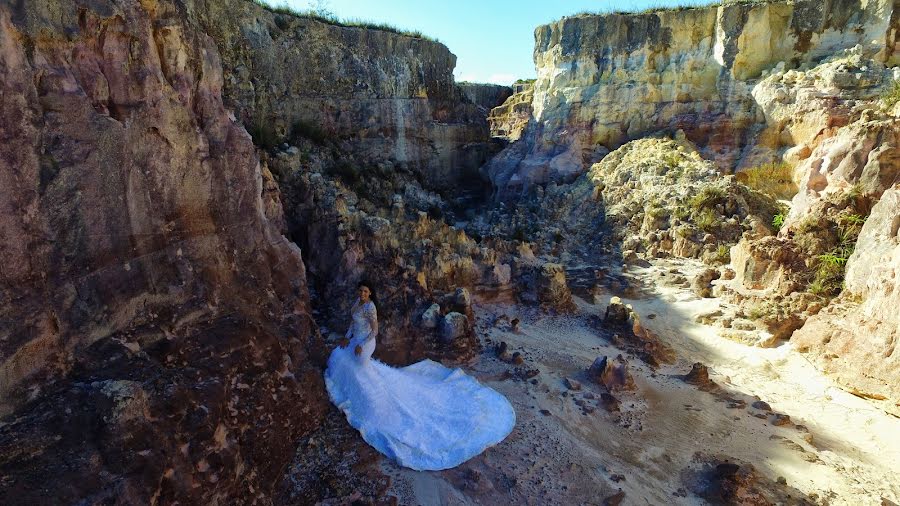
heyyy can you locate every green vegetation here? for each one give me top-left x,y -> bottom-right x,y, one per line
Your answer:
327,160 -> 360,187
713,244 -> 730,264
248,116 -> 280,151
568,0 -> 777,18
672,206 -> 690,221
808,210 -> 867,297
772,213 -> 785,230
289,119 -> 328,145
249,0 -> 439,41
735,161 -> 797,201
881,79 -> 900,109
695,208 -> 718,233
662,152 -> 682,170
689,186 -> 726,211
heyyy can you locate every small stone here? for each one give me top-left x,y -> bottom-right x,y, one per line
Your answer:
751,400 -> 772,411
496,341 -> 509,358
539,409 -> 551,416
603,490 -> 625,506
421,303 -> 441,329
564,377 -> 582,391
769,413 -> 792,426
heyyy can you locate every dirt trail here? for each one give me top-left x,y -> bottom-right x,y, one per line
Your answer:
383,258 -> 900,505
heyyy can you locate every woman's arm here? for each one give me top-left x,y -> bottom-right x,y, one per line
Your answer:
354,303 -> 378,356
363,303 -> 378,342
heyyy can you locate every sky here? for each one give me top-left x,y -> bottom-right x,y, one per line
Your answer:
275,0 -> 695,85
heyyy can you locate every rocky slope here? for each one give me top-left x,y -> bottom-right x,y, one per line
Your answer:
485,0 -> 900,198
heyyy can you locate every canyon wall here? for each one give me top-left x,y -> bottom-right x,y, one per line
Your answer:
0,0 -> 504,502
485,0 -> 900,198
0,0 -> 323,502
194,0 -> 503,190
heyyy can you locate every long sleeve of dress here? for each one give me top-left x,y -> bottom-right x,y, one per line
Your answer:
363,302 -> 378,342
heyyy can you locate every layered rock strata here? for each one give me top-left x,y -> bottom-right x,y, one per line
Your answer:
195,0 -> 502,190
485,0 -> 900,198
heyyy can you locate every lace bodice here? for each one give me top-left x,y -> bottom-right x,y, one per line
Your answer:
350,300 -> 378,341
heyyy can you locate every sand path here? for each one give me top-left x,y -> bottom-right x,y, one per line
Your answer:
383,258 -> 900,505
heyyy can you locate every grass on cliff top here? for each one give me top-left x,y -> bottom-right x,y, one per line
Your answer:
249,0 -> 439,42
567,0 -> 777,18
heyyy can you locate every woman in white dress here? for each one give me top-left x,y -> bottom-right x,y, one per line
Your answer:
325,283 -> 515,471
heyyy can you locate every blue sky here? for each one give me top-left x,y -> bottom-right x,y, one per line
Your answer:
274,0 -> 697,85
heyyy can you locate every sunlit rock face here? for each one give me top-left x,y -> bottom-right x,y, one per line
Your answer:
194,0 -> 504,190
792,187 -> 900,415
0,1 -> 325,503
485,0 -> 900,198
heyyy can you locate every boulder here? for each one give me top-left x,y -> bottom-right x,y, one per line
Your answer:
588,355 -> 636,392
730,237 -> 805,294
439,312 -> 469,343
421,303 -> 442,329
537,262 -> 576,312
692,268 -> 721,298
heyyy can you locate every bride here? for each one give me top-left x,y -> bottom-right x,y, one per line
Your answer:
325,283 -> 516,471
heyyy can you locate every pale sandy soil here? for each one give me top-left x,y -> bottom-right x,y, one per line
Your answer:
382,258 -> 900,506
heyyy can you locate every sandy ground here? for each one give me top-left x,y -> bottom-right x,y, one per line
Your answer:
381,258 -> 900,506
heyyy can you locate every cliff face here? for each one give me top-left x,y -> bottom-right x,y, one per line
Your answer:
0,0 -> 326,503
193,0 -> 500,190
485,0 -> 899,197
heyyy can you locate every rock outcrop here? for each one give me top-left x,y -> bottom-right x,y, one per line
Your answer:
195,0 -> 499,190
485,0 -> 900,198
792,187 -> 900,415
271,144 -> 517,364
0,0 -> 325,503
488,81 -> 534,141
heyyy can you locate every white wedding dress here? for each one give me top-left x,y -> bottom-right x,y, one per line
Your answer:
325,300 -> 515,471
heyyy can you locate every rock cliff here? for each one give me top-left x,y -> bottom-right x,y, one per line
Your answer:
0,0 -> 509,501
485,0 -> 900,198
194,0 -> 504,190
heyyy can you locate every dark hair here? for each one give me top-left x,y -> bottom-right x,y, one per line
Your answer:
358,280 -> 378,308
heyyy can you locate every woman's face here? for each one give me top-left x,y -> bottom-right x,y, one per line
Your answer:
358,286 -> 371,302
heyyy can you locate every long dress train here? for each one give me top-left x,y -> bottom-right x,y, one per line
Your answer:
325,301 -> 515,471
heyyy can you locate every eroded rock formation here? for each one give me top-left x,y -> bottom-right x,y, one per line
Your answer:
0,0 -> 325,502
195,0 -> 507,190
485,0 -> 900,198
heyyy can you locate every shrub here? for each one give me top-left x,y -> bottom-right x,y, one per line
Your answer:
290,120 -> 328,145
695,208 -> 719,233
714,244 -> 730,264
736,161 -> 797,201
327,161 -> 360,185
248,116 -> 280,151
772,213 -> 785,230
882,79 -> 900,109
662,152 -> 682,170
689,186 -> 725,211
